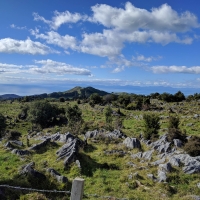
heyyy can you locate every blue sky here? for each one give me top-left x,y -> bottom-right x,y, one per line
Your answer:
1,0 -> 200,95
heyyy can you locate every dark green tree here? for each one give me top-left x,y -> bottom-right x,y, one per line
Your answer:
143,113 -> 160,140
66,104 -> 83,135
0,113 -> 6,137
104,106 -> 113,130
89,93 -> 102,105
29,100 -> 61,128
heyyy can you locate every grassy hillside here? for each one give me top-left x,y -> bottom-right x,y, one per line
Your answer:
0,98 -> 200,200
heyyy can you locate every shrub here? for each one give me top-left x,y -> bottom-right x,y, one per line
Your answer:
167,128 -> 187,143
18,105 -> 29,120
143,113 -> 160,140
6,130 -> 21,140
184,136 -> 200,156
59,97 -> 65,102
66,104 -> 83,135
29,100 -> 62,128
168,116 -> 180,129
0,113 -> 6,137
167,116 -> 186,142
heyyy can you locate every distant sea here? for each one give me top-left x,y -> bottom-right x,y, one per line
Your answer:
0,83 -> 200,96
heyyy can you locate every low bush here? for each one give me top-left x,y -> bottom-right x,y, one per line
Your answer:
6,130 -> 22,140
167,128 -> 187,143
184,136 -> 200,156
143,113 -> 160,140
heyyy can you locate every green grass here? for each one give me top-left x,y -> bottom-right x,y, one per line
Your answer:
0,100 -> 200,199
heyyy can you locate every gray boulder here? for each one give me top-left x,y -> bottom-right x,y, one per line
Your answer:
20,162 -> 46,179
123,137 -> 141,149
151,158 -> 165,166
142,150 -> 154,161
50,132 -> 75,143
106,129 -> 126,139
169,157 -> 181,167
158,162 -> 172,172
4,141 -> 14,149
173,139 -> 183,148
104,150 -> 126,156
85,130 -> 99,139
147,173 -> 157,181
10,140 -> 23,146
12,149 -> 30,156
47,168 -> 68,183
156,142 -> 171,153
131,152 -> 142,159
29,138 -> 51,151
56,138 -> 83,166
157,170 -> 167,182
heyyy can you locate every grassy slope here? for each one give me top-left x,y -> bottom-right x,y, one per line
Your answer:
0,100 -> 199,199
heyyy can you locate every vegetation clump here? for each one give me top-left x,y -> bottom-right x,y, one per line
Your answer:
29,100 -> 65,128
0,112 -> 6,137
167,116 -> 186,143
143,113 -> 160,140
184,136 -> 200,156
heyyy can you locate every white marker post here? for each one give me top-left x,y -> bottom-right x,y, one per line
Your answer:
70,177 -> 84,200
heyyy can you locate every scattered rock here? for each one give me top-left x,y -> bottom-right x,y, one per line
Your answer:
126,162 -> 136,167
104,150 -> 126,156
131,152 -> 142,159
106,129 -> 126,139
29,138 -> 51,151
123,137 -> 141,149
56,138 -> 83,166
10,140 -> 23,146
147,173 -> 157,181
169,157 -> 181,167
20,162 -> 46,179
47,168 -> 68,183
157,170 -> 167,182
173,139 -> 183,148
12,149 -> 30,156
142,150 -> 154,161
151,158 -> 165,166
85,130 -> 99,139
50,132 -> 75,143
158,162 -> 172,172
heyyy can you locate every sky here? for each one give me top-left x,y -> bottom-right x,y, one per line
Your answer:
1,0 -> 200,96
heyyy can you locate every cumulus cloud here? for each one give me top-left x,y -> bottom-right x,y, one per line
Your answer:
33,11 -> 86,30
90,2 -> 199,32
151,65 -> 200,74
31,30 -> 77,50
0,60 -> 91,76
0,38 -> 58,54
133,54 -> 162,62
80,31 -> 123,57
33,59 -> 91,75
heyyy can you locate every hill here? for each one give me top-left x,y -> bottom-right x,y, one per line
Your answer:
0,94 -> 21,100
48,86 -> 109,99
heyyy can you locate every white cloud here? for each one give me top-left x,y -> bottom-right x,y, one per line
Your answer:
31,30 -> 77,50
151,65 -> 200,74
0,60 -> 91,76
33,59 -> 91,75
0,38 -> 58,54
80,31 -> 123,57
112,66 -> 125,73
10,24 -> 27,30
33,11 -> 86,30
133,54 -> 162,62
90,2 -> 199,32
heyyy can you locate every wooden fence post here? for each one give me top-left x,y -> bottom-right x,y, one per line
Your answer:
70,177 -> 84,200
